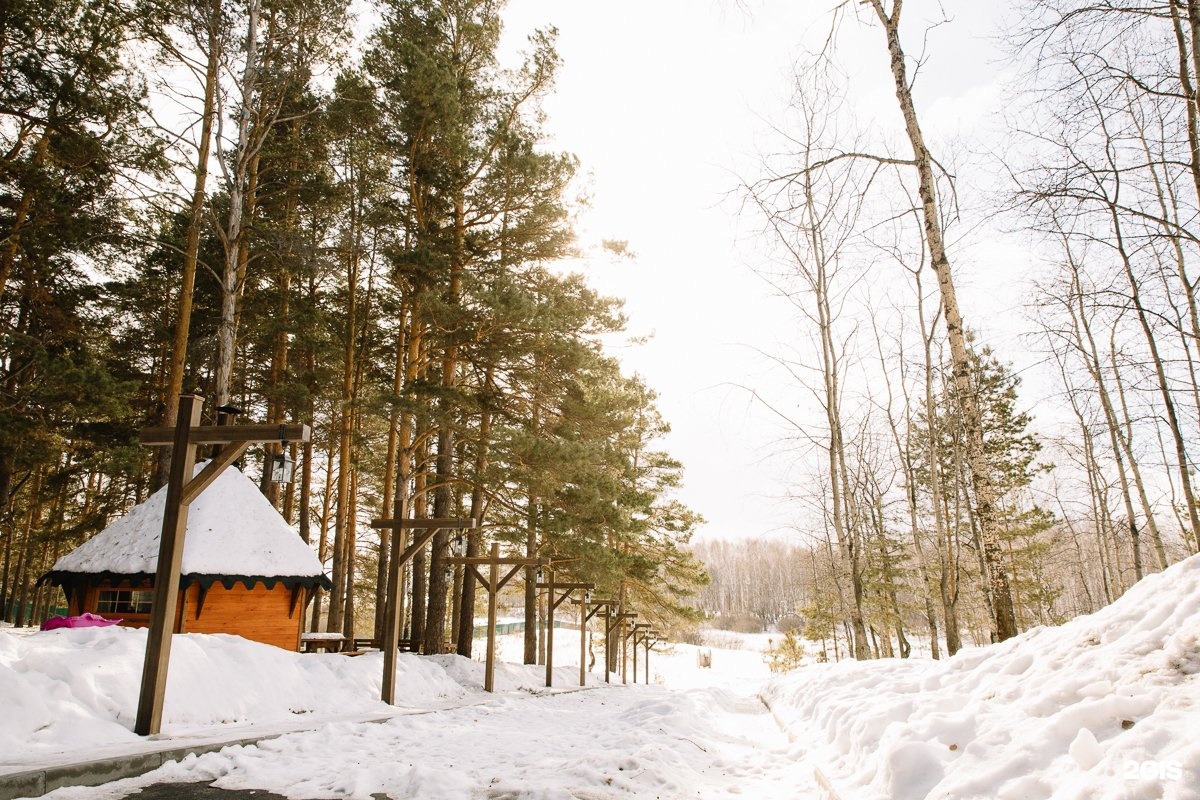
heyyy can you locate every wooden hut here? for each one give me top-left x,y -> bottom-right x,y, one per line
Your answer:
41,465 -> 330,650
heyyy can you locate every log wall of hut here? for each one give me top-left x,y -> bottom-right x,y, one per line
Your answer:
56,577 -> 309,651
179,582 -> 305,651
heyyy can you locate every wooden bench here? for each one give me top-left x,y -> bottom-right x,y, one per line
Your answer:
301,633 -> 348,653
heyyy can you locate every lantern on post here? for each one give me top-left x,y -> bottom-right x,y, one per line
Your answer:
451,534 -> 467,557
535,566 -> 545,584
269,427 -> 294,485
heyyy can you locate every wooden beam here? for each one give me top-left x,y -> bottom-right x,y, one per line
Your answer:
395,528 -> 440,571
139,423 -> 311,446
550,589 -> 578,612
484,543 -> 500,692
544,571 -> 556,688
579,595 -> 588,687
180,441 -> 251,505
467,564 -> 489,587
135,394 -> 202,736
495,563 -> 525,592
376,517 -> 476,704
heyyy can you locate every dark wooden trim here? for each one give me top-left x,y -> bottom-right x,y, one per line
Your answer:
195,583 -> 209,619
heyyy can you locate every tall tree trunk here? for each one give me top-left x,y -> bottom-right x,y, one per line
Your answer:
410,434 -> 430,647
1104,194 -> 1200,553
341,468 -> 358,641
868,0 -> 1017,640
0,448 -> 14,617
0,132 -> 48,307
155,0 -> 221,490
213,0 -> 263,407
876,319 -> 940,659
457,367 -> 494,656
425,195 -> 467,655
918,278 -> 961,656
374,330 -> 405,644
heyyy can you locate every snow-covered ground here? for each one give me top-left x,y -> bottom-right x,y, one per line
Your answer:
3,554 -> 1200,799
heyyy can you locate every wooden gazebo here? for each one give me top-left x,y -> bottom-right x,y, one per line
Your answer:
41,464 -> 330,650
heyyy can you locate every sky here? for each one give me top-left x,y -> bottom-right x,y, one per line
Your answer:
494,2 -> 1017,542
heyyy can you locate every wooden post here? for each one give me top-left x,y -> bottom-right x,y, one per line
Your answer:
134,398 -> 310,736
370,517 -> 477,704
609,611 -> 635,686
579,593 -> 588,687
379,522 -> 408,705
544,568 -> 554,687
604,604 -> 611,684
632,627 -> 638,684
539,577 -> 593,688
134,394 -> 202,736
572,599 -> 614,687
631,622 -> 651,685
624,623 -> 633,686
445,547 -> 550,692
485,542 -> 500,692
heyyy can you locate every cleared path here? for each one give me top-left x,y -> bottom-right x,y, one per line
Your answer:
33,684 -> 821,800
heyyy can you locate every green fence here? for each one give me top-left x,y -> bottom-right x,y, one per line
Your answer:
2,599 -> 69,625
472,619 -> 575,638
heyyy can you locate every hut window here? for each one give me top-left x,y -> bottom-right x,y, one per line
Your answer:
96,589 -> 153,615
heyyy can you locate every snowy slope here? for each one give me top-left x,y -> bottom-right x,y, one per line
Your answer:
3,555 -> 1199,798
764,554 -> 1200,800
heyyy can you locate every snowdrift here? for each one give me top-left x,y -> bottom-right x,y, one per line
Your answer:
764,554 -> 1200,799
0,628 -> 474,767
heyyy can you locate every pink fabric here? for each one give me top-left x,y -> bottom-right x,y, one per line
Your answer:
40,613 -> 122,631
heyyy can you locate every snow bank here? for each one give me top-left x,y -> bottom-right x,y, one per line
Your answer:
0,626 -> 466,766
764,554 -> 1200,800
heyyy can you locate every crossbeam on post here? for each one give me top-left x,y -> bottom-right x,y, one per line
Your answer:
135,396 -> 311,736
372,516 -> 477,704
581,600 -> 616,684
569,594 -> 612,687
627,622 -> 650,684
537,574 -> 593,688
444,543 -> 547,692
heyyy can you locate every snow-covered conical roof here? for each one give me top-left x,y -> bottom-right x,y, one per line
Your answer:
49,463 -> 324,582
